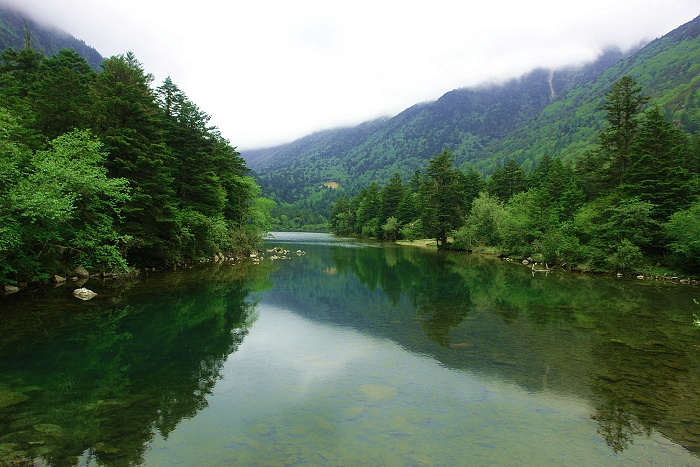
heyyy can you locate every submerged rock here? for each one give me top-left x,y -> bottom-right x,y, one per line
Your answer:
358,384 -> 398,403
0,389 -> 29,408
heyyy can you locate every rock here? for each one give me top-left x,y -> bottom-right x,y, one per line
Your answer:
52,275 -> 66,283
73,287 -> 97,301
637,275 -> 644,280
4,285 -> 19,294
74,265 -> 90,278
522,259 -> 529,265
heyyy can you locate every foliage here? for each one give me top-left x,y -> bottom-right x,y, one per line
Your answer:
420,149 -> 466,248
333,76 -> 700,274
663,200 -> 700,271
0,129 -> 131,282
0,41 -> 269,283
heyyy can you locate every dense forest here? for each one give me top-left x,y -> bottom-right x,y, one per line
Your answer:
330,77 -> 700,274
0,35 -> 272,285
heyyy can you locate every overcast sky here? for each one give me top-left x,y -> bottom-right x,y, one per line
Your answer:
4,1 -> 699,150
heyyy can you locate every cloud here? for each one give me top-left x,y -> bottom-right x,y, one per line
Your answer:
288,16 -> 343,55
3,0 -> 699,149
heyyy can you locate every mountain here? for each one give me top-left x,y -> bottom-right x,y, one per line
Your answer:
0,4 -> 104,70
242,15 -> 700,215
482,15 -> 700,172
242,48 -> 631,206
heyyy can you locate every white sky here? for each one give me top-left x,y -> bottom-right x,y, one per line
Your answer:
4,1 -> 699,150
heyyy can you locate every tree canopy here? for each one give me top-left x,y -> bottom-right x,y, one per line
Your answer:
0,45 -> 272,284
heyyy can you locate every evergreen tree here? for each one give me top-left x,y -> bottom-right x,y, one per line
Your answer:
28,49 -> 95,139
487,158 -> 526,202
598,76 -> 649,187
461,165 -> 484,212
420,149 -> 465,248
355,182 -> 380,236
88,53 -> 180,266
379,172 -> 404,226
621,106 -> 694,224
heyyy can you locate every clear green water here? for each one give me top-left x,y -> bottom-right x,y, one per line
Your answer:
1,232 -> 699,466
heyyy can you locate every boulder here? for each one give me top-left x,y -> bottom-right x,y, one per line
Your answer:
74,265 -> 90,278
53,275 -> 66,283
73,287 -> 97,301
4,285 -> 19,294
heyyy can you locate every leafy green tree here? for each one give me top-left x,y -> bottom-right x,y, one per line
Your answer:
454,192 -> 505,250
329,197 -> 350,233
420,149 -> 465,248
1,130 -> 130,282
395,189 -> 420,227
382,216 -> 399,241
572,196 -> 657,269
663,200 -> 700,272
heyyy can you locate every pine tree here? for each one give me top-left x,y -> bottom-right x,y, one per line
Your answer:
88,53 -> 180,265
599,76 -> 649,187
621,106 -> 693,224
420,149 -> 465,249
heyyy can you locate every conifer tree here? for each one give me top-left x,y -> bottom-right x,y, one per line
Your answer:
420,149 -> 464,248
88,53 -> 180,265
598,76 -> 649,187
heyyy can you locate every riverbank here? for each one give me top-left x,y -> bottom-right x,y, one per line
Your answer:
391,237 -> 699,285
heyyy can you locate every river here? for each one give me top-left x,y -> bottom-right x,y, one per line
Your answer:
1,232 -> 699,466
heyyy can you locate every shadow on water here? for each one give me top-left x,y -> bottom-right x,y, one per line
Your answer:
263,234 -> 700,456
0,261 -> 274,466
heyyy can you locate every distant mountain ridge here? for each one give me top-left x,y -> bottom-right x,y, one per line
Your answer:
242,14 -> 700,214
0,4 -> 104,70
241,47 -> 632,205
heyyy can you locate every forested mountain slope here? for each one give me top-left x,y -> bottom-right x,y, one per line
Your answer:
243,14 -> 700,216
0,4 -> 103,70
244,48 -> 629,201
482,14 -> 700,172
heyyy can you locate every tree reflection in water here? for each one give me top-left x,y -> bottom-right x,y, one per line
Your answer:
0,261 -> 273,466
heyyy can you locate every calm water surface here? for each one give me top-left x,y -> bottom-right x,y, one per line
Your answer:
1,232 -> 699,466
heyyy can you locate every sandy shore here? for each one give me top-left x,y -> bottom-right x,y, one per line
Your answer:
394,239 -> 439,249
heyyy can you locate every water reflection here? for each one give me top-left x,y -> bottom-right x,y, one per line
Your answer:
263,233 -> 700,456
0,262 -> 272,466
1,232 -> 698,465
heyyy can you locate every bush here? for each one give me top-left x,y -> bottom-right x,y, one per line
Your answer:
606,239 -> 643,273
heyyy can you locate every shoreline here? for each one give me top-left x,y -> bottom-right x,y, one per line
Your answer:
391,238 -> 699,285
